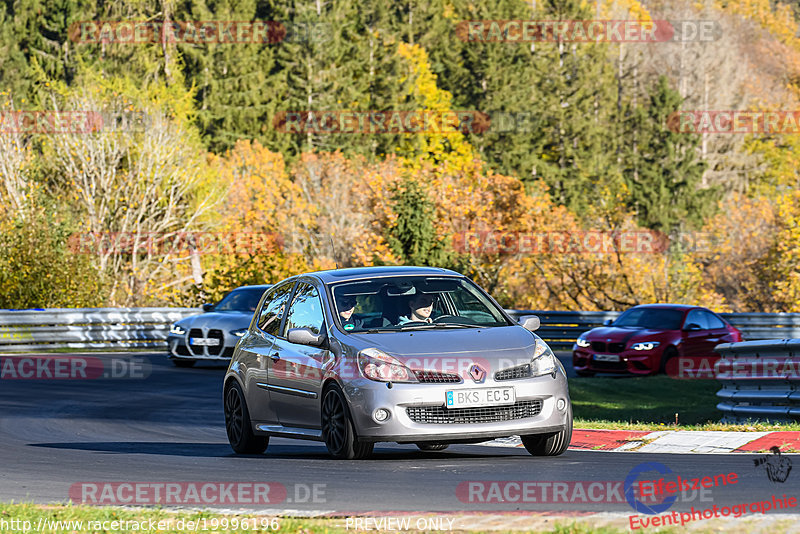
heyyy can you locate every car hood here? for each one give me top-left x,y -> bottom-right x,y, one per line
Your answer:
583,326 -> 670,342
176,311 -> 253,331
344,325 -> 536,362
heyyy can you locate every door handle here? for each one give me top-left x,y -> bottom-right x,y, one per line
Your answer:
269,352 -> 281,361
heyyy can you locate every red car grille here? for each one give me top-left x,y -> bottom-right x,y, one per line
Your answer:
591,341 -> 625,353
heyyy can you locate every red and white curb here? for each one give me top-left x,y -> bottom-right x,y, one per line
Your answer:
485,430 -> 800,453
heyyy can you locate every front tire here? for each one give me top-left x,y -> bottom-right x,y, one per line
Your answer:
224,381 -> 269,454
521,405 -> 573,456
659,346 -> 679,375
321,384 -> 373,459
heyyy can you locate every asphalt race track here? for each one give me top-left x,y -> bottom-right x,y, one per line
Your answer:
0,352 -> 795,514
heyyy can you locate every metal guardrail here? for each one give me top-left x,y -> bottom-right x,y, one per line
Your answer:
0,308 -> 199,352
505,310 -> 800,350
715,339 -> 800,422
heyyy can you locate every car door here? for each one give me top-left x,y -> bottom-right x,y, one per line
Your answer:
267,281 -> 331,429
682,309 -> 712,358
241,281 -> 295,423
700,310 -> 731,355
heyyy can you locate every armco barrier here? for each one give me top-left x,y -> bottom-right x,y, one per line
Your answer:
0,308 -> 199,352
2,307 -> 800,354
715,339 -> 800,422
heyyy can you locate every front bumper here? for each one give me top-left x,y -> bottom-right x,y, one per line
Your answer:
572,346 -> 662,375
342,372 -> 571,443
167,332 -> 236,361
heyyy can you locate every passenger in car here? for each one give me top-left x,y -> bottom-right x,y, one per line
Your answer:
398,293 -> 436,324
337,295 -> 363,331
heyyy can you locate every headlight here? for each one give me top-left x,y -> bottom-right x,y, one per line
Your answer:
531,336 -> 557,376
357,348 -> 418,383
576,337 -> 590,348
169,324 -> 186,335
631,341 -> 660,351
231,328 -> 247,337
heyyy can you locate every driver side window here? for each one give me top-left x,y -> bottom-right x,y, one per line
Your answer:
684,309 -> 707,330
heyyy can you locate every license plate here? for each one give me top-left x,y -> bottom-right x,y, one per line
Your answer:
593,354 -> 620,362
189,337 -> 219,346
445,387 -> 515,409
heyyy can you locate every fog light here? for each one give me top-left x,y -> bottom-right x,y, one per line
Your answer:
557,399 -> 566,411
373,408 -> 391,422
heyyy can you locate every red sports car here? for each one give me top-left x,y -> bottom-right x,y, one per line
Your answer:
572,304 -> 742,376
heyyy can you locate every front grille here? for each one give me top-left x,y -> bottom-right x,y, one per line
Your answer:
608,343 -> 625,353
222,347 -> 235,358
415,370 -> 462,383
188,328 -> 204,355
208,329 -> 224,356
591,341 -> 606,352
495,364 -> 532,381
176,345 -> 191,356
406,400 -> 543,424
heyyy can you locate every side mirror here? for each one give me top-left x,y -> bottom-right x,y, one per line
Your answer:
603,319 -> 613,326
518,315 -> 540,332
684,323 -> 702,331
202,303 -> 215,312
287,327 -> 327,347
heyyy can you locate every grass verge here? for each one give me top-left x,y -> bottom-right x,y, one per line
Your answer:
567,376 -> 800,431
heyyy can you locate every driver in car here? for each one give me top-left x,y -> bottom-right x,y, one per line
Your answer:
337,295 -> 363,331
398,293 -> 436,324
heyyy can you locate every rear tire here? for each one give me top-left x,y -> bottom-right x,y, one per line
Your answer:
172,359 -> 196,368
321,384 -> 373,460
224,381 -> 269,454
521,404 -> 573,456
659,347 -> 679,375
416,443 -> 449,451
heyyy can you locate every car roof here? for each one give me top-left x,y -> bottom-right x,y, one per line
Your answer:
630,303 -> 702,312
308,266 -> 462,284
232,284 -> 273,290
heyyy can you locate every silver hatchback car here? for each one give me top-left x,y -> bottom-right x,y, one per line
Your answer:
223,266 -> 572,459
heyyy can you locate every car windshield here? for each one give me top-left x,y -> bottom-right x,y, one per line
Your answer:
329,276 -> 511,332
213,287 -> 267,312
613,308 -> 684,330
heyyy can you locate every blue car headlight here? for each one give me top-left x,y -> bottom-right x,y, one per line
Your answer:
631,341 -> 660,351
530,335 -> 557,376
169,324 -> 186,335
231,328 -> 247,338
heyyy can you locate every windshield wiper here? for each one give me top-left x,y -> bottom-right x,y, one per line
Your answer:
430,323 -> 483,329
